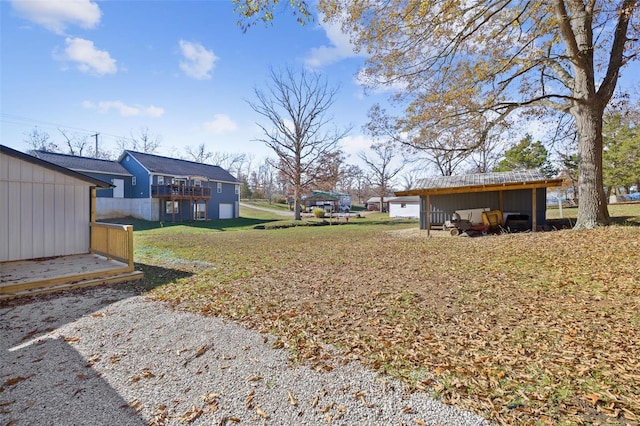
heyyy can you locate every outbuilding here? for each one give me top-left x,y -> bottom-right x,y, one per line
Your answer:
388,196 -> 420,218
394,170 -> 563,235
1,145 -> 142,298
1,145 -> 112,261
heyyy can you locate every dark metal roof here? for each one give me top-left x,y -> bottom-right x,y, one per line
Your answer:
32,150 -> 132,176
416,170 -> 548,189
1,145 -> 111,188
304,192 -> 339,201
389,196 -> 420,203
395,170 -> 563,196
123,150 -> 239,183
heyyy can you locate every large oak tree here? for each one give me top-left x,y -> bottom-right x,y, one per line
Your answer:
235,0 -> 639,228
248,67 -> 349,220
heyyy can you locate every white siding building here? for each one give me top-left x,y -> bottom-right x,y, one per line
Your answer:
0,145 -> 110,262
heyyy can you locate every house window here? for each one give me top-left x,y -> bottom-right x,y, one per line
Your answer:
166,201 -> 179,214
158,176 -> 164,185
132,176 -> 136,186
235,185 -> 240,195
194,180 -> 202,187
217,182 -> 222,193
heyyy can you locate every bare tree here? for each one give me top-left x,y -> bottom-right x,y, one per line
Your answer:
117,127 -> 162,153
248,66 -> 350,220
211,152 -> 247,177
336,163 -> 364,195
59,129 -> 91,157
24,127 -> 58,152
359,143 -> 404,212
257,159 -> 277,203
185,143 -> 213,163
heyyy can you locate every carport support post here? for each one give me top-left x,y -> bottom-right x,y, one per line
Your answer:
531,188 -> 537,232
426,194 -> 431,237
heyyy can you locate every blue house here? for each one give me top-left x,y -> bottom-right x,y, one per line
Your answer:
31,150 -> 240,222
120,150 -> 240,221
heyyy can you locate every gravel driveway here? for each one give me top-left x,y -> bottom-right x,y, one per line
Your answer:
1,286 -> 491,425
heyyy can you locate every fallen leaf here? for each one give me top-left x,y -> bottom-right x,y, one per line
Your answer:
247,375 -> 263,382
178,405 -> 203,423
256,406 -> 269,419
245,390 -> 255,409
583,393 -> 600,405
3,375 -> 34,386
288,390 -> 298,406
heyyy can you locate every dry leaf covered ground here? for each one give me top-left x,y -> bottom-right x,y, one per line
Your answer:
137,217 -> 640,426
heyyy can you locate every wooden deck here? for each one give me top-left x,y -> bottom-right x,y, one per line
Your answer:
0,253 -> 143,300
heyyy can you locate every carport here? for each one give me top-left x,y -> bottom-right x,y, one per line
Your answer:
394,170 -> 564,236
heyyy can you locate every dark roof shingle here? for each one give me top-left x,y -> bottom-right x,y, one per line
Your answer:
33,151 -> 132,176
124,151 -> 239,183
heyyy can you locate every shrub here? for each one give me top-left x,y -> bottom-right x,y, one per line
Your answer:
313,208 -> 326,218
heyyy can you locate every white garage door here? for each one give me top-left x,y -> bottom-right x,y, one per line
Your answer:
219,203 -> 233,219
112,178 -> 124,198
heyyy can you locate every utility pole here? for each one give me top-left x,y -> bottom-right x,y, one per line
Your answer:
92,133 -> 99,157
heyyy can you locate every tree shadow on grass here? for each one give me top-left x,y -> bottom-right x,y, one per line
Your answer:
547,216 -> 639,229
104,217 -> 278,232
610,215 -> 640,226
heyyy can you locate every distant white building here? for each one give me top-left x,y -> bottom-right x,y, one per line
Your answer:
388,196 -> 420,218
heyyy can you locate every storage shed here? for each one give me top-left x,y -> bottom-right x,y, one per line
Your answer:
394,170 -> 564,235
388,196 -> 420,218
0,145 -> 111,262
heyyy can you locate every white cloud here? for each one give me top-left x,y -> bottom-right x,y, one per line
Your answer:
83,100 -> 165,117
179,40 -> 217,80
340,134 -> 373,159
11,0 -> 101,34
203,114 -> 238,133
55,37 -> 117,75
304,17 -> 364,69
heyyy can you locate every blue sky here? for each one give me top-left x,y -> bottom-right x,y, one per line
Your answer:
2,1 -> 638,176
1,0 -> 381,164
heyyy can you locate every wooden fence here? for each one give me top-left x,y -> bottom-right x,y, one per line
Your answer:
90,222 -> 134,271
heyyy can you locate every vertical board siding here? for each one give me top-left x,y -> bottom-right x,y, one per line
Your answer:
0,179 -> 8,261
8,179 -> 21,260
32,183 -> 45,258
20,181 -> 34,260
0,154 -> 93,262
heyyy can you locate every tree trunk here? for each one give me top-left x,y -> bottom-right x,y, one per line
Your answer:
293,186 -> 301,220
573,105 -> 610,228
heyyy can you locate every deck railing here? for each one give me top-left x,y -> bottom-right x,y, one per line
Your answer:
151,184 -> 212,199
90,222 -> 134,271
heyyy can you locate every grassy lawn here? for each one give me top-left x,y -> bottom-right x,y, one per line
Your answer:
547,202 -> 640,226
241,198 -> 292,212
129,205 -> 640,425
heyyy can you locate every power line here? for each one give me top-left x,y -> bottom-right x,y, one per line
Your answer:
0,113 -> 99,135
0,113 -> 138,143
